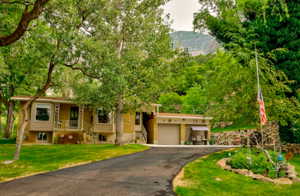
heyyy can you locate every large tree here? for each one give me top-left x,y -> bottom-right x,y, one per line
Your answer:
194,0 -> 300,136
11,0 -> 93,159
65,0 -> 174,145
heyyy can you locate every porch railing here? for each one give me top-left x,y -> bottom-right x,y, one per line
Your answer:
55,120 -> 80,129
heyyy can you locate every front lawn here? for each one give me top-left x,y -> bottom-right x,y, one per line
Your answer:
175,150 -> 300,196
0,144 -> 148,182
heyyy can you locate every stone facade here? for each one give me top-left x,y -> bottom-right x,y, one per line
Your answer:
211,122 -> 280,146
282,144 -> 300,154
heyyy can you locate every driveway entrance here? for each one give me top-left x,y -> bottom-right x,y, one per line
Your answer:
0,147 -> 228,196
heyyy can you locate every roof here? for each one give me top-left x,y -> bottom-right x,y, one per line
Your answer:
11,96 -> 74,104
11,96 -> 162,107
157,113 -> 213,120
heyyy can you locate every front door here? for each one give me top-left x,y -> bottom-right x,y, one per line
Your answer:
69,106 -> 79,128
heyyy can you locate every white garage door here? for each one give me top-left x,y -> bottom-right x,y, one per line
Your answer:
158,124 -> 180,145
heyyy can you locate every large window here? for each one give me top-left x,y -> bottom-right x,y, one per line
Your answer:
36,104 -> 50,121
135,112 -> 141,125
97,109 -> 110,123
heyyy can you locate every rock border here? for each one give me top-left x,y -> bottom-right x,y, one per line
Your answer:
217,158 -> 300,185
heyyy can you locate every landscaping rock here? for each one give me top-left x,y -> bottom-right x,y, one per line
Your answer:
282,144 -> 300,154
235,169 -> 253,176
286,164 -> 298,180
217,158 -> 299,185
273,178 -> 293,185
217,158 -> 231,170
292,178 -> 300,183
2,160 -> 14,165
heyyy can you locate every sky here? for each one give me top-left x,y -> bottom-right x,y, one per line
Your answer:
164,0 -> 201,32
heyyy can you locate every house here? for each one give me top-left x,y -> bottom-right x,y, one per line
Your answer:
12,96 -> 212,145
147,113 -> 212,145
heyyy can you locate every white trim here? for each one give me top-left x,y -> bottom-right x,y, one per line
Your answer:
34,103 -> 51,122
191,126 -> 209,131
12,97 -> 73,104
157,115 -> 213,120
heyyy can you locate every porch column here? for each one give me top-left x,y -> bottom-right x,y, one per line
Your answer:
153,118 -> 158,144
80,105 -> 84,131
180,124 -> 186,145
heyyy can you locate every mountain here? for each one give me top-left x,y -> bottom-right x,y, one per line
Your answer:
170,31 -> 219,56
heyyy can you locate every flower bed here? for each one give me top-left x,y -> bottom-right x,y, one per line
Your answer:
217,148 -> 300,184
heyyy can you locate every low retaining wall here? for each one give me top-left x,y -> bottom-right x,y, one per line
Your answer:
217,158 -> 300,184
282,144 -> 300,154
211,123 -> 280,146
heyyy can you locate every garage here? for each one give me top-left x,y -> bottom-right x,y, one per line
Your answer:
158,124 -> 180,145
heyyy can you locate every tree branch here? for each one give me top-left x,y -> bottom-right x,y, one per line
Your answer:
0,0 -> 50,46
63,63 -> 100,79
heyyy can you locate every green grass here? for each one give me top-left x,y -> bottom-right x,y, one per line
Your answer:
0,144 -> 148,181
212,124 -> 257,133
175,151 -> 300,196
290,155 -> 300,178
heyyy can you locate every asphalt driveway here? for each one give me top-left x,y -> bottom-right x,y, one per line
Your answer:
0,147 -> 227,196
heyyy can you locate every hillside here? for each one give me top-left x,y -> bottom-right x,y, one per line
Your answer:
170,31 -> 219,55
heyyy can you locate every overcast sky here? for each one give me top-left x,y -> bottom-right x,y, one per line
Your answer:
164,0 -> 201,32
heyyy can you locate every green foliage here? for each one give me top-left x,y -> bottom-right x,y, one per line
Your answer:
182,85 -> 208,114
279,121 -> 300,144
229,148 -> 280,178
68,0 -> 174,112
158,92 -> 183,113
175,151 -> 300,196
0,138 -> 15,144
194,0 -> 300,133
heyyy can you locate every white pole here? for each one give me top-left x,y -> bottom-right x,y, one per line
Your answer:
255,46 -> 264,146
255,46 -> 260,97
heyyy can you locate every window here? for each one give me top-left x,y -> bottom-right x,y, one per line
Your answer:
37,132 -> 48,142
135,112 -> 141,125
36,104 -> 50,121
98,134 -> 107,141
97,109 -> 110,123
69,106 -> 79,128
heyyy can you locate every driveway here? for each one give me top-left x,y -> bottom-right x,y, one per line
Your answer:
0,147 -> 228,196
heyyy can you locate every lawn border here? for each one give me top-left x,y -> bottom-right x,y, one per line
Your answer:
0,144 -> 150,183
171,147 -> 237,193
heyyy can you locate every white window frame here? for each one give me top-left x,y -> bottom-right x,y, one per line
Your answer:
35,103 -> 51,122
36,132 -> 48,143
96,109 -> 111,124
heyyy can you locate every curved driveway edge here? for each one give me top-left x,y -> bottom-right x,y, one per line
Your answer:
0,147 -> 229,196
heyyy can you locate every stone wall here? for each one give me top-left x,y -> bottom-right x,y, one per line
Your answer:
282,144 -> 300,154
211,122 -> 280,146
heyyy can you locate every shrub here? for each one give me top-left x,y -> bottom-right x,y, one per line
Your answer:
228,148 -> 284,178
0,138 -> 16,144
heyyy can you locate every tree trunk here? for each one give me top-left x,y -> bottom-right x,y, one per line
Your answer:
115,101 -> 123,146
4,101 -> 14,138
14,102 -> 29,160
0,108 -> 2,135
